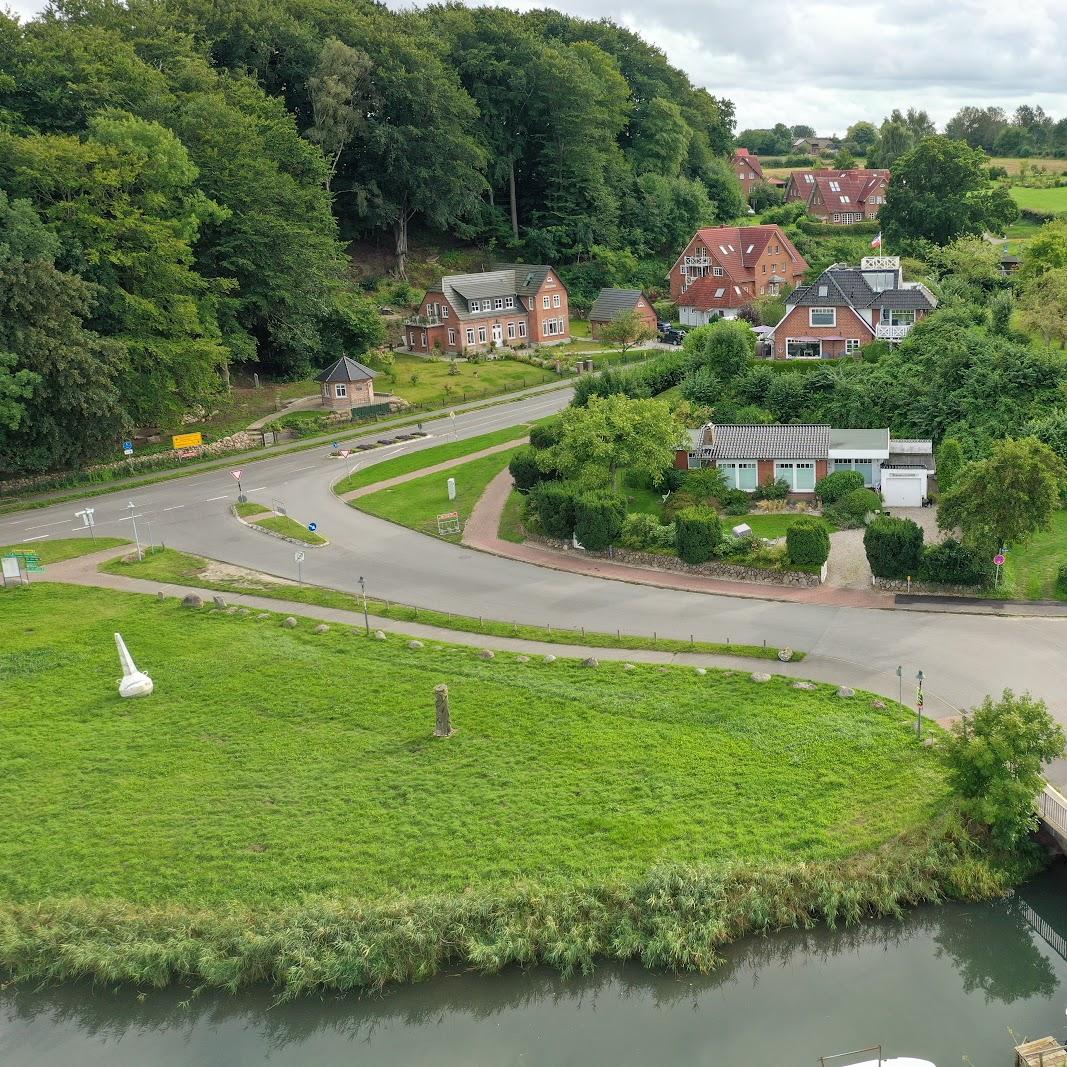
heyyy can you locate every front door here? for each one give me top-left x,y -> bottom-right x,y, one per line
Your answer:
492,323 -> 503,344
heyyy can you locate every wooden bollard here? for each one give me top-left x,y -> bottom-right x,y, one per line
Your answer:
434,683 -> 453,738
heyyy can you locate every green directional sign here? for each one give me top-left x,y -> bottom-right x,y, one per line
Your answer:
14,552 -> 43,572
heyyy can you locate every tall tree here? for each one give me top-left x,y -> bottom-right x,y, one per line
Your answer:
307,37 -> 372,194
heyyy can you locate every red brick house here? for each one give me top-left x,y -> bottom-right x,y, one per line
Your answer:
668,225 -> 807,327
785,168 -> 890,223
316,356 -> 376,410
588,288 -> 658,338
769,255 -> 937,360
403,264 -> 569,355
731,148 -> 765,199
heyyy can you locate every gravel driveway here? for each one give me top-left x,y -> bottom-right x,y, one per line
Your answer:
823,506 -> 941,590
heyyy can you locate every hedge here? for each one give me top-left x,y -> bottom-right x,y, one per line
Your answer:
786,517 -> 831,567
509,447 -> 544,492
675,509 -> 721,565
574,492 -> 627,551
529,419 -> 563,451
864,516 -> 924,579
815,469 -> 864,506
918,538 -> 985,586
528,482 -> 579,539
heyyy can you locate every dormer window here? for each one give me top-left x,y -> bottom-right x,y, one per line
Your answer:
713,265 -> 724,276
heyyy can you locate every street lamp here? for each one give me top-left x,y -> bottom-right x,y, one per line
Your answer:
915,669 -> 925,738
126,501 -> 142,560
359,575 -> 370,635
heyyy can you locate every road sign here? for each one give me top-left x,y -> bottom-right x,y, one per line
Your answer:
437,510 -> 461,536
339,449 -> 351,459
2,556 -> 21,581
332,441 -> 340,449
993,553 -> 1005,566
231,469 -> 244,481
916,688 -> 924,709
123,440 -> 134,456
294,551 -> 305,563
76,508 -> 95,527
172,432 -> 203,449
307,522 -> 318,532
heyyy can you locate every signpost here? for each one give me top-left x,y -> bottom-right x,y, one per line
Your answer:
294,550 -> 305,583
437,511 -> 461,536
126,501 -> 143,560
2,555 -> 23,586
993,549 -> 1006,588
915,669 -> 925,738
307,522 -> 318,533
123,439 -> 134,457
76,507 -> 97,542
339,449 -> 351,459
231,469 -> 245,502
447,476 -> 456,501
359,575 -> 370,635
449,410 -> 457,437
171,431 -> 203,450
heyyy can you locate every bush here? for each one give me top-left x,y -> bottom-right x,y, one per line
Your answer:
683,465 -> 729,503
529,419 -> 563,451
650,521 -> 677,549
754,477 -> 790,501
827,487 -> 882,528
619,512 -> 660,549
786,517 -> 831,567
508,447 -> 543,492
919,538 -> 985,586
815,469 -> 864,505
528,482 -> 579,539
675,509 -> 722,564
863,516 -> 924,579
574,492 -> 627,551
721,488 -> 751,515
715,533 -> 749,558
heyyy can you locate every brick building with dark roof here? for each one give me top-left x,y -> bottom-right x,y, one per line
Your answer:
316,356 -> 377,410
403,264 -> 569,354
587,288 -> 658,338
731,148 -> 766,200
667,225 -> 807,327
784,168 -> 891,224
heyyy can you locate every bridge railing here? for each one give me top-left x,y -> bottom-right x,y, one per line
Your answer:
1039,785 -> 1067,836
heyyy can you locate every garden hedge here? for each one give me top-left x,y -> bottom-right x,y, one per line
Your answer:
528,482 -> 579,539
786,517 -> 831,567
574,492 -> 627,551
508,447 -> 543,492
815,469 -> 864,506
864,516 -> 924,579
675,509 -> 721,565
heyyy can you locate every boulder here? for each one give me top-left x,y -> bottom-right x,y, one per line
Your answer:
792,681 -> 816,690
622,663 -> 636,671
181,594 -> 202,609
212,595 -> 227,610
256,613 -> 270,620
282,617 -> 298,628
516,655 -> 530,664
477,649 -> 495,660
582,657 -> 599,668
837,686 -> 855,698
238,608 -> 250,616
407,640 -> 424,650
156,591 -> 165,601
374,630 -> 387,641
777,648 -> 793,662
751,672 -> 772,682
543,655 -> 557,664
872,700 -> 887,710
313,624 -> 330,634
695,667 -> 707,676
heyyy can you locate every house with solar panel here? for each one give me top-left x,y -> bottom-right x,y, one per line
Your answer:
769,256 -> 937,359
403,264 -> 569,355
667,225 -> 808,327
587,288 -> 658,338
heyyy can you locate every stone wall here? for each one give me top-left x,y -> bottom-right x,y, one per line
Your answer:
530,534 -> 822,587
872,576 -> 982,597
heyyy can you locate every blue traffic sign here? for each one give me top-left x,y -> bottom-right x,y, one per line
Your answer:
332,441 -> 340,448
308,522 -> 318,532
123,440 -> 134,455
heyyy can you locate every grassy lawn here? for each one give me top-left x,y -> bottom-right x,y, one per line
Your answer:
0,537 -> 128,565
176,379 -> 317,440
376,354 -> 555,408
103,547 -> 793,659
569,318 -> 591,338
234,501 -> 270,518
334,424 -> 533,495
251,514 -> 327,545
498,487 -> 527,543
999,510 -> 1067,600
352,447 -> 520,541
740,513 -> 831,539
1009,186 -> 1067,215
0,584 -> 944,907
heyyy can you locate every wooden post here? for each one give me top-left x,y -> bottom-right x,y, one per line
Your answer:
434,684 -> 452,738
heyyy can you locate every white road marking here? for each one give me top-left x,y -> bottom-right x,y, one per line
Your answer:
205,495 -> 229,502
21,534 -> 50,542
289,465 -> 317,474
162,505 -> 185,512
25,519 -> 72,531
246,486 -> 267,492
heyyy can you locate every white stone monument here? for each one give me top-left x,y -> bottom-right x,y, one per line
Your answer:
115,632 -> 153,698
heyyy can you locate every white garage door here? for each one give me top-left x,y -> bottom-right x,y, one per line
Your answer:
881,471 -> 924,507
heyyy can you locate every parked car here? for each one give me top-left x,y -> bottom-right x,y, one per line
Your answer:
656,320 -> 672,334
660,327 -> 687,346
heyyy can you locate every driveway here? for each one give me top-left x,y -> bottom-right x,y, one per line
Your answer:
824,506 -> 942,590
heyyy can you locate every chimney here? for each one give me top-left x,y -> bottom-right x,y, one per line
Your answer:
705,422 -> 716,448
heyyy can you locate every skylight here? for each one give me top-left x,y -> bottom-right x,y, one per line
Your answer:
745,244 -> 754,253
719,245 -> 728,254
829,181 -> 840,192
818,285 -> 828,296
714,288 -> 725,297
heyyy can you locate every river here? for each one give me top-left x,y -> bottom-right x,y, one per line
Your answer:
5,864 -> 1067,1066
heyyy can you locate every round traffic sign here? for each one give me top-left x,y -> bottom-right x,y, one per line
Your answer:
993,553 -> 1005,566
308,522 -> 318,532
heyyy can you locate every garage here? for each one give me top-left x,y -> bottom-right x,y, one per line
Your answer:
880,465 -> 927,507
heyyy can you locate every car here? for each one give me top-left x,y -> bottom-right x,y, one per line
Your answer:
660,327 -> 687,346
656,319 -> 672,333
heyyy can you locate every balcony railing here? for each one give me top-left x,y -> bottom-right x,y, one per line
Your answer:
403,314 -> 445,327
875,323 -> 913,341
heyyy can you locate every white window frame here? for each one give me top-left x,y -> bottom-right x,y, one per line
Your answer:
845,338 -> 861,354
448,328 -> 456,346
552,293 -> 561,308
478,325 -> 487,344
469,299 -> 480,312
507,321 -> 516,339
466,328 -> 475,345
809,307 -> 836,327
716,461 -> 758,491
421,331 -> 427,347
542,295 -> 550,309
335,383 -> 347,398
442,305 -> 449,318
504,296 -> 514,309
712,265 -> 724,277
494,297 -> 504,310
786,338 -> 821,360
773,461 -> 816,491
518,321 -> 527,338
833,458 -> 877,487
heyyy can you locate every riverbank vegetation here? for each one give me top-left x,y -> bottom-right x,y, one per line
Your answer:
2,584 -> 1035,996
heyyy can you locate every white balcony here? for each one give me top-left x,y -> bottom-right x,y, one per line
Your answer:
875,323 -> 912,341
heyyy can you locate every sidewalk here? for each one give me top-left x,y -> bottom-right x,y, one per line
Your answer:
41,546 -> 959,723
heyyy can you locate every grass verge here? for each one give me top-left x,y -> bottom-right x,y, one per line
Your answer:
251,514 -> 327,545
234,502 -> 270,518
498,487 -> 526,544
0,537 -> 128,565
997,509 -> 1067,601
1,583 -> 1025,995
101,547 -> 796,659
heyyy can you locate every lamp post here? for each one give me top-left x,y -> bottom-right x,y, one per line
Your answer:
896,665 -> 902,708
126,501 -> 142,560
915,669 -> 925,738
359,575 -> 370,635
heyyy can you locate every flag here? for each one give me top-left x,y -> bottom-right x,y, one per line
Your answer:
870,232 -> 882,249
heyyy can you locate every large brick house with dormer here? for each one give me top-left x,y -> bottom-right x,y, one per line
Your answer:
731,148 -> 765,199
403,264 -> 569,354
668,225 -> 807,326
785,168 -> 891,224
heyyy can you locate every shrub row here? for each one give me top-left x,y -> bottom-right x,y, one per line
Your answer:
864,516 -> 985,585
572,351 -> 688,406
786,517 -> 830,567
526,482 -> 626,550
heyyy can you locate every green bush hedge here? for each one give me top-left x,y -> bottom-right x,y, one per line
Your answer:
786,517 -> 831,567
508,447 -> 544,492
528,482 -> 578,539
754,477 -> 790,501
827,487 -> 882,528
675,509 -> 722,565
918,538 -> 985,586
529,419 -> 562,451
574,492 -> 627,551
864,516 -> 924,579
815,469 -> 864,505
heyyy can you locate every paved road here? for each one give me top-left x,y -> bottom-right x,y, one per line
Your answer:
6,389 -> 1067,783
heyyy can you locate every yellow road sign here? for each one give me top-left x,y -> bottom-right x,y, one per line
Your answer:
172,431 -> 203,449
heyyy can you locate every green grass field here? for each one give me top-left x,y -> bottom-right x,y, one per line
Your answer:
333,425 -> 533,495
1009,186 -> 1067,215
251,514 -> 327,545
352,447 -> 519,540
0,537 -> 128,565
376,354 -> 555,408
234,501 -> 269,518
0,584 -> 946,907
999,510 -> 1067,600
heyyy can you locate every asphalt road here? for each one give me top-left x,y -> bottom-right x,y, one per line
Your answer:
7,387 -> 1067,783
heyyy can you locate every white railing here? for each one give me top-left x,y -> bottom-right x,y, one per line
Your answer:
1040,785 -> 1067,836
875,323 -> 912,341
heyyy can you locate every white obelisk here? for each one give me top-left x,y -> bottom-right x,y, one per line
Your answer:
115,632 -> 153,698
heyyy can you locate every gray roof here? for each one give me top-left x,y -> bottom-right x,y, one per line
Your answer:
315,356 -> 377,384
830,428 -> 889,451
789,266 -> 935,312
588,288 -> 646,322
493,263 -> 554,295
433,264 -> 559,322
878,288 -> 935,310
698,423 -> 831,460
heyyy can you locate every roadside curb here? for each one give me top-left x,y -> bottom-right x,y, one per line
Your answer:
230,505 -> 329,548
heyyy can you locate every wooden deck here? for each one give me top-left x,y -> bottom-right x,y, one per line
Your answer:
1016,1036 -> 1067,1066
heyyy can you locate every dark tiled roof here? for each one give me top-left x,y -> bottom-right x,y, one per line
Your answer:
315,356 -> 377,383
698,423 -> 831,460
491,263 -> 553,295
789,267 -> 935,312
589,288 -> 646,322
878,288 -> 935,310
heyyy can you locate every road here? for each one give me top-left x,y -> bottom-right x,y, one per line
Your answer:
6,387 -> 1067,783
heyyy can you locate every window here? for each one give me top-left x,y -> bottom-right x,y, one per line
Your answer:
829,180 -> 840,192
478,325 -> 487,343
714,287 -> 725,298
504,296 -> 514,309
448,328 -> 456,346
442,305 -> 449,318
745,244 -> 754,254
760,286 -> 765,295
494,297 -> 503,310
886,309 -> 916,327
739,171 -> 745,179
552,294 -> 561,308
421,331 -> 427,347
771,264 -> 777,274
687,452 -> 702,470
335,383 -> 347,398
845,338 -> 861,354
507,321 -> 516,339
833,458 -> 876,487
774,244 -> 780,253
544,318 -> 565,336
810,307 -> 836,327
762,264 -> 767,273
840,195 -> 850,204
713,265 -> 724,276
466,328 -> 475,345
832,213 -> 842,223
774,461 -> 816,491
805,174 -> 814,183
542,295 -> 550,309
717,461 -> 758,491
518,321 -> 527,337
469,299 -> 480,312
786,339 -> 821,359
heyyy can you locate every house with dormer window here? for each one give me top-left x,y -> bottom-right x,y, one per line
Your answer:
403,264 -> 569,354
784,168 -> 891,223
667,225 -> 807,327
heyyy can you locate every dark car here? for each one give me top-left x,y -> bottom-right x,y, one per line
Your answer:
656,319 -> 672,334
660,327 -> 687,346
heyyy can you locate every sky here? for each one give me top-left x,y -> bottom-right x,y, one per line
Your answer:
8,0 -> 1067,133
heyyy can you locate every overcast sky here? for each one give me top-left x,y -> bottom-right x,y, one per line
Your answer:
8,0 -> 1067,132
